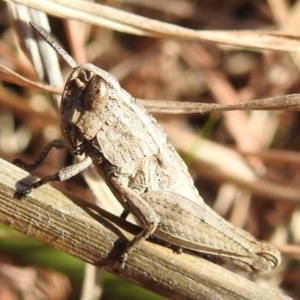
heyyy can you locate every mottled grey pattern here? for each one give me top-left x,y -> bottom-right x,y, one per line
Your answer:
16,23 -> 281,273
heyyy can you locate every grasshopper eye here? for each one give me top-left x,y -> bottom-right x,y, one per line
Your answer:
83,76 -> 109,110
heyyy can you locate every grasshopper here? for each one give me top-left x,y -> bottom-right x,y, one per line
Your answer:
14,22 -> 281,273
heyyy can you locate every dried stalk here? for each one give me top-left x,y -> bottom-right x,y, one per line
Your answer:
0,157 -> 292,300
4,0 -> 300,51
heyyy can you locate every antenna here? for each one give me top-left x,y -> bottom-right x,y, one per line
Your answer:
29,22 -> 78,69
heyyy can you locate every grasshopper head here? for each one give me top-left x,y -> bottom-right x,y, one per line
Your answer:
28,23 -> 123,154
60,63 -> 122,152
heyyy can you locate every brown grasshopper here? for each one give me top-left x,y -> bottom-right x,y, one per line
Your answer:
14,22 -> 281,273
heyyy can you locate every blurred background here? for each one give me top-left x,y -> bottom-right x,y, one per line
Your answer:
0,0 -> 300,299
